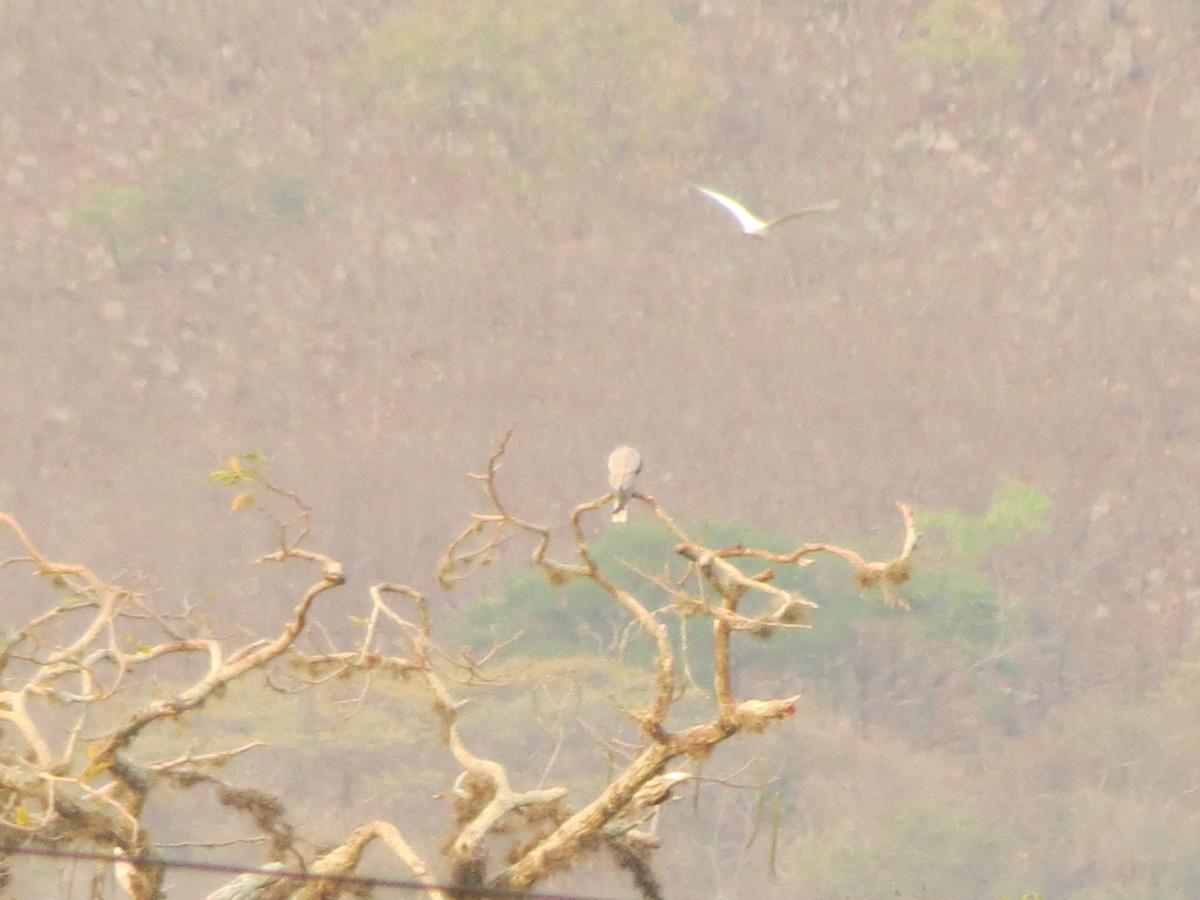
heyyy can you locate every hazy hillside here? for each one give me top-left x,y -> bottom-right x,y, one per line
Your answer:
4,1 -> 1200,896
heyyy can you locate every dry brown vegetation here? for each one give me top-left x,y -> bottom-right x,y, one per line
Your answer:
4,0 -> 1200,896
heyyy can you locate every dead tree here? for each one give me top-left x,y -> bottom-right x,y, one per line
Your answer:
0,433 -> 915,898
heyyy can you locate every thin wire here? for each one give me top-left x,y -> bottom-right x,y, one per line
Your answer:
6,845 -> 617,900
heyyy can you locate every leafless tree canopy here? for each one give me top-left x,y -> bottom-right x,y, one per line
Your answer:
0,432 -> 914,898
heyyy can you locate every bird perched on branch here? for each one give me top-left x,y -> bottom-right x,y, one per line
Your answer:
692,185 -> 837,236
604,771 -> 693,837
607,445 -> 643,523
632,771 -> 692,808
204,862 -> 286,900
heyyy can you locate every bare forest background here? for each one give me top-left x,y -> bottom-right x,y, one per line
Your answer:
4,0 -> 1200,897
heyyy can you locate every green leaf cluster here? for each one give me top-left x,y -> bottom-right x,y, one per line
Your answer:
909,479 -> 1049,650
907,480 -> 1051,648
905,0 -> 1022,81
339,1 -> 714,189
791,800 -> 1021,897
69,134 -> 319,269
454,519 -> 855,682
69,184 -> 157,268
161,130 -> 319,227
457,519 -> 688,661
919,478 -> 1049,563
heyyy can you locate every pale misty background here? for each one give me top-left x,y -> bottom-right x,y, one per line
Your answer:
4,1 -> 1200,897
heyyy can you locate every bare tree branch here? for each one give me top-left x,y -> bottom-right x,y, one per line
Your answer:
2,436 -> 914,898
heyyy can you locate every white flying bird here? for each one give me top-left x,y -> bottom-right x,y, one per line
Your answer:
692,185 -> 837,236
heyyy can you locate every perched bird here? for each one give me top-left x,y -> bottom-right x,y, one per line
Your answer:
692,185 -> 837,236
204,862 -> 286,900
631,771 -> 692,808
604,772 -> 693,837
607,445 -> 643,523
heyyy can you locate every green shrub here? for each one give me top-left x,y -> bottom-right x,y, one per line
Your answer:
905,0 -> 1022,80
791,800 -> 1020,897
339,1 -> 714,197
70,132 -> 319,270
454,518 -> 863,690
911,479 -> 1049,650
69,184 -> 158,268
162,131 -> 319,226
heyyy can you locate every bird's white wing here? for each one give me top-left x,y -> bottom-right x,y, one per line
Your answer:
693,186 -> 767,233
766,199 -> 840,229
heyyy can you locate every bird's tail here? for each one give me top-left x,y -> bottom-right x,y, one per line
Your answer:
611,503 -> 629,524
